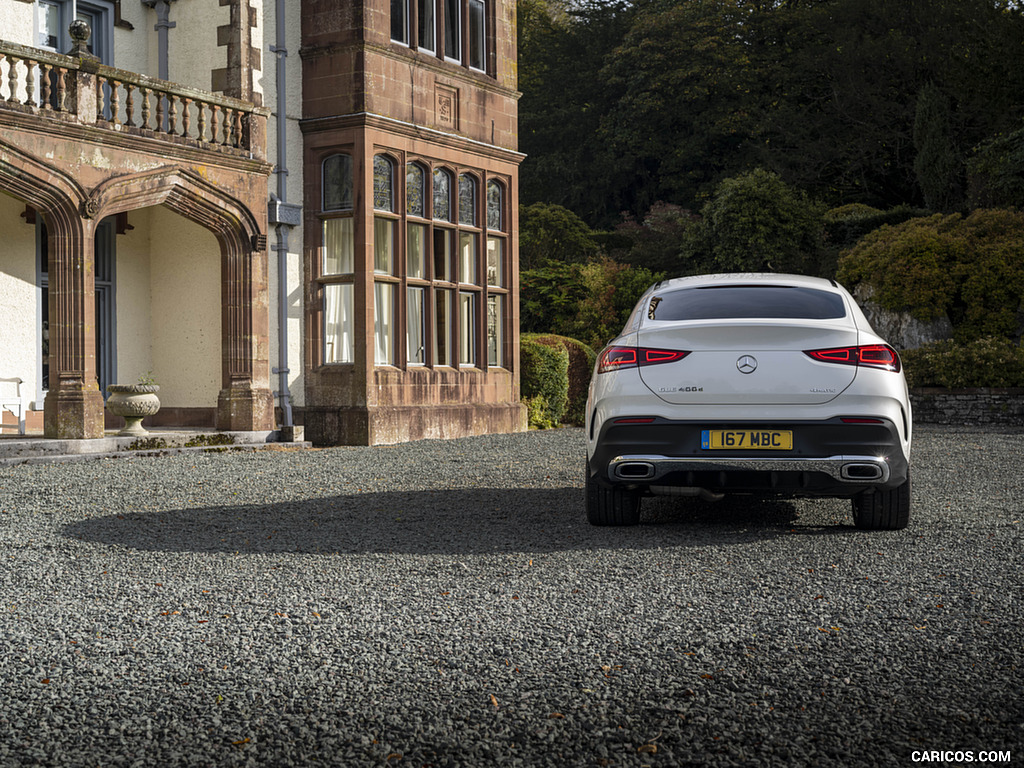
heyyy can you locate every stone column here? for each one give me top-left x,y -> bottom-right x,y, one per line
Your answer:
43,213 -> 105,439
216,235 -> 274,431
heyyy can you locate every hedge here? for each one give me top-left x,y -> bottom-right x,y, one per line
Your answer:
902,337 -> 1024,389
523,334 -> 597,426
520,336 -> 570,428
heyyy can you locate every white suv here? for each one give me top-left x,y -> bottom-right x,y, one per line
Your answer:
585,273 -> 912,530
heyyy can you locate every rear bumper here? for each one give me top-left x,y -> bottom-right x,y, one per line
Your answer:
591,417 -> 909,497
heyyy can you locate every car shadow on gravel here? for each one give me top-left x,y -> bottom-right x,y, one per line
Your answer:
60,487 -> 859,555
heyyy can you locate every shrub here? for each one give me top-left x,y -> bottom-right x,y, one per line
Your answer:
524,334 -> 597,426
838,209 -> 1024,342
902,337 -> 1024,388
520,337 -> 570,428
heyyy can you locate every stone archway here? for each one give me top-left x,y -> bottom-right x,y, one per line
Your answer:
0,141 -> 273,437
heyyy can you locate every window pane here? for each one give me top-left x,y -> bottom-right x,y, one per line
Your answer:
375,282 -> 396,366
459,292 -> 476,367
407,286 -> 426,365
486,236 -> 503,287
469,0 -> 485,70
434,289 -> 452,366
406,163 -> 425,217
433,228 -> 452,281
374,155 -> 393,212
487,294 -> 503,367
444,0 -> 460,60
39,1 -> 60,49
323,218 -> 354,274
408,223 -> 427,279
459,232 -> 477,284
324,283 -> 354,363
459,174 -> 476,226
418,0 -> 435,52
323,154 -> 353,211
433,169 -> 451,221
486,180 -> 503,231
650,286 -> 848,322
391,0 -> 408,43
374,217 -> 395,274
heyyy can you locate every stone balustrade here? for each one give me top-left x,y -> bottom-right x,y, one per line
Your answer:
0,40 -> 265,159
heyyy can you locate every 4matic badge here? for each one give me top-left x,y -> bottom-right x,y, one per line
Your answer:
659,385 -> 704,393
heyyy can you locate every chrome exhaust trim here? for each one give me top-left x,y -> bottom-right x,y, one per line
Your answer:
609,454 -> 891,485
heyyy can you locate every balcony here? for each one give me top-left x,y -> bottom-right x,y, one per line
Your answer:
0,39 -> 265,161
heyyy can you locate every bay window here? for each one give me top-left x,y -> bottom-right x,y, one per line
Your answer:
321,153 -> 355,365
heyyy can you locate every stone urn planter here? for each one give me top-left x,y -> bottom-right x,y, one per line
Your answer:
106,384 -> 161,436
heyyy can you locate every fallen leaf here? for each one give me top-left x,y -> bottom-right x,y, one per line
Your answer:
490,694 -> 499,708
548,713 -> 564,719
638,744 -> 658,754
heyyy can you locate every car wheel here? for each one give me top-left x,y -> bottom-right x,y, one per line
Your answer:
852,470 -> 911,530
586,459 -> 641,526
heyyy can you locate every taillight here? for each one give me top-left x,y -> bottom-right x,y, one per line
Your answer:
804,345 -> 901,372
598,346 -> 690,374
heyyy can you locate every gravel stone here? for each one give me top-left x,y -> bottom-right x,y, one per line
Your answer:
0,424 -> 1021,766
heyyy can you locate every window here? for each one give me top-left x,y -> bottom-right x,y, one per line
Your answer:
458,174 -> 476,226
374,155 -> 399,365
38,1 -> 115,63
391,0 -> 409,44
649,286 -> 848,323
391,0 -> 487,72
324,284 -> 354,363
486,179 -> 503,231
320,153 -> 355,365
418,0 -> 435,52
443,0 -> 460,61
407,162 -> 426,217
433,168 -> 452,222
459,232 -> 477,284
434,289 -> 453,366
486,236 -> 503,288
468,0 -> 485,70
375,282 -> 396,365
459,292 -> 476,366
407,287 -> 426,365
487,294 -> 503,367
324,154 -> 354,212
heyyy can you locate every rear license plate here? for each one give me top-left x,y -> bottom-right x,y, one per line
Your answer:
701,429 -> 793,450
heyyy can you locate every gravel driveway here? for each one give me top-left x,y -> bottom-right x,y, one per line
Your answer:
0,425 -> 1021,767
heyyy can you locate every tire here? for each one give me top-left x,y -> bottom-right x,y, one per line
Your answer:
586,459 -> 641,526
852,469 -> 911,530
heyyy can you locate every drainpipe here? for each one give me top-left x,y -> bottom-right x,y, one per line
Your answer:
268,0 -> 302,431
142,0 -> 176,80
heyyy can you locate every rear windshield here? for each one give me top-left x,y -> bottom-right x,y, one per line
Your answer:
647,285 -> 847,322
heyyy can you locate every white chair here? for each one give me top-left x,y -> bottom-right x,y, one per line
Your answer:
0,377 -> 26,436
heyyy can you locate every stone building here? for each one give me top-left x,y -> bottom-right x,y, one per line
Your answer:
0,0 -> 524,444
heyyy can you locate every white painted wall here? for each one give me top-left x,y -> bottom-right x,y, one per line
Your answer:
0,193 -> 40,407
261,0 -> 304,409
0,1 -> 34,47
116,206 -> 221,409
164,0 -> 228,94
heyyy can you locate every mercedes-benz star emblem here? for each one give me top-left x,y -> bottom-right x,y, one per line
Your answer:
736,355 -> 758,374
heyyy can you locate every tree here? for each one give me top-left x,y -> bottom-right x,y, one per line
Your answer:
519,202 -> 601,269
682,169 -> 826,275
913,83 -> 964,212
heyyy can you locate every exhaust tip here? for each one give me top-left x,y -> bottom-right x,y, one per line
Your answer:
615,462 -> 655,480
842,463 -> 884,481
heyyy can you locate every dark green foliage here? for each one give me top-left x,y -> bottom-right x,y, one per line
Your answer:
518,0 -> 1024,225
610,202 -> 700,274
681,169 -> 826,275
837,209 -> 1024,342
520,337 -> 570,428
902,338 -> 1024,388
968,122 -> 1024,209
524,334 -> 597,426
913,83 -> 964,212
520,258 -> 665,351
519,202 -> 602,269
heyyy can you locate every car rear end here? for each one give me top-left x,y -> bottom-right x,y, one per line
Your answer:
585,275 -> 912,529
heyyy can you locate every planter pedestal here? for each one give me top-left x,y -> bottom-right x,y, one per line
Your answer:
106,385 -> 161,436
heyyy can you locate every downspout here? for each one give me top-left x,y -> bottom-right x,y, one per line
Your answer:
268,0 -> 302,430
